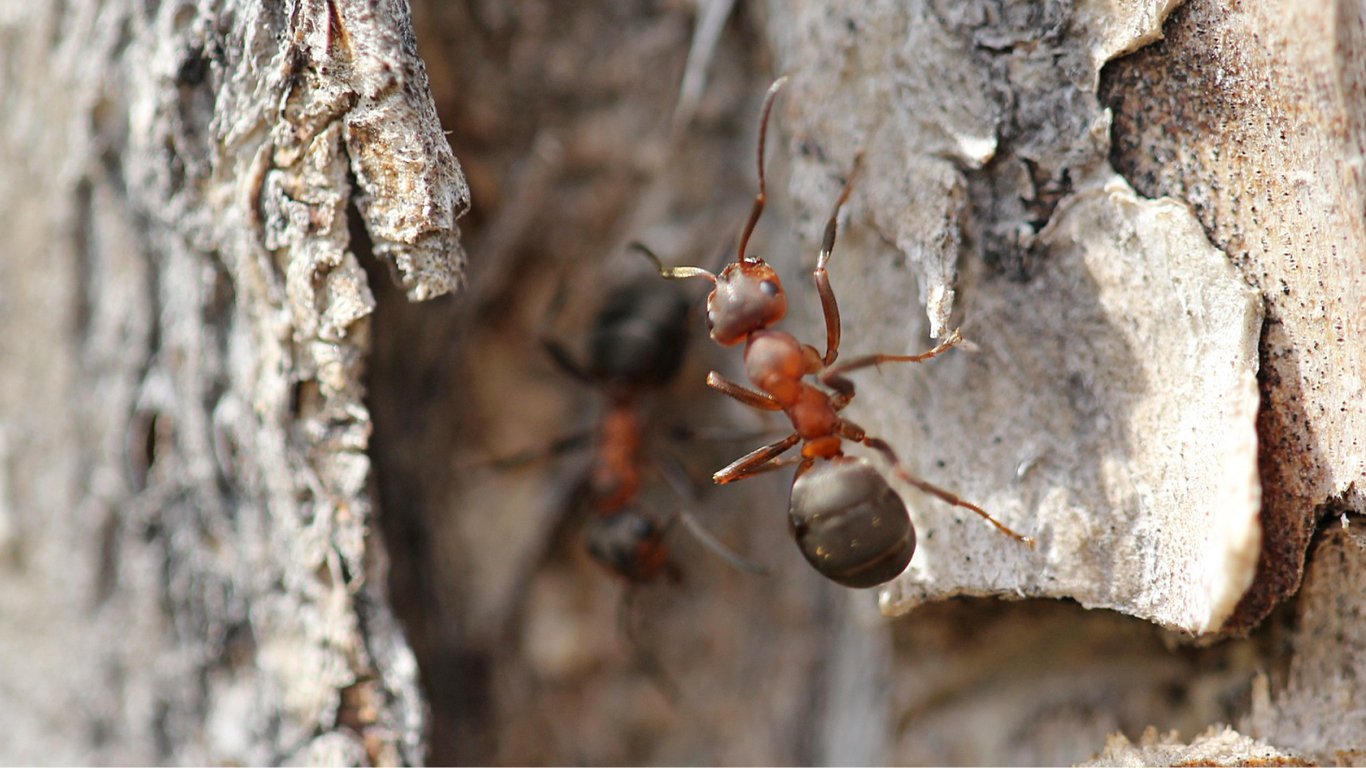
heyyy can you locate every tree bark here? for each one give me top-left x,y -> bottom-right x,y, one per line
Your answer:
2,0 -> 1361,766
0,0 -> 461,763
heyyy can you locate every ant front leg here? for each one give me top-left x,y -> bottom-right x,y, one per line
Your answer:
484,429 -> 594,470
533,276 -> 597,385
712,432 -> 801,485
814,158 -> 862,366
835,421 -> 1034,546
707,371 -> 783,411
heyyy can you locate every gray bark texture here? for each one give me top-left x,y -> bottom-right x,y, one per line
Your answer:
0,0 -> 1362,766
0,0 -> 461,763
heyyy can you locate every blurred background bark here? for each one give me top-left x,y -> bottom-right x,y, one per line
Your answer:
0,0 -> 1362,765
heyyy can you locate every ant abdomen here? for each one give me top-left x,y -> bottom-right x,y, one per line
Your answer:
584,509 -> 676,583
589,279 -> 692,389
788,456 -> 916,588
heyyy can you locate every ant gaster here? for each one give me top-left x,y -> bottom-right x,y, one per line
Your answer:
643,77 -> 1033,588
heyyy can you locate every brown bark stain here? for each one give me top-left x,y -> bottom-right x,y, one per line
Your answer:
1100,0 -> 1366,633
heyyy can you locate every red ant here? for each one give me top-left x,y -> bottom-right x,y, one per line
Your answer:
488,264 -> 768,702
464,272 -> 732,704
518,267 -> 763,585
539,276 -> 689,583
641,77 -> 1033,588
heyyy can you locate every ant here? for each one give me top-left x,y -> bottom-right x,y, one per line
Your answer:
539,275 -> 691,583
509,265 -> 763,586
480,266 -> 769,704
641,77 -> 1033,588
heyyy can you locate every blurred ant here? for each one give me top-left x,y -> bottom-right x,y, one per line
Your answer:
641,77 -> 1033,588
495,264 -> 767,699
500,265 -> 764,586
540,275 -> 690,583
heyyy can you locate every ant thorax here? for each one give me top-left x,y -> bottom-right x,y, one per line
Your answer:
705,259 -> 787,346
745,329 -> 840,444
743,330 -> 805,399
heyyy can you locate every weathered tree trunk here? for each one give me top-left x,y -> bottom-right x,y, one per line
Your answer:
0,0 -> 461,763
2,0 -> 1361,765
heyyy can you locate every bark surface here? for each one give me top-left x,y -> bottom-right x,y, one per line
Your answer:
1,0 -> 1361,765
0,0 -> 462,763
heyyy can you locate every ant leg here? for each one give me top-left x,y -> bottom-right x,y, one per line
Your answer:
482,429 -> 594,470
825,371 -> 857,410
713,432 -> 801,484
737,77 -> 787,264
666,424 -> 783,443
649,451 -> 770,575
817,329 -> 964,389
814,155 -> 863,366
707,371 -> 783,411
675,510 -> 770,575
541,337 -> 595,385
721,454 -> 807,480
619,586 -> 682,704
535,279 -> 596,384
836,421 -> 1034,546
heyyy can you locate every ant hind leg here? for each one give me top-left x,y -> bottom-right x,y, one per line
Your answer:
837,422 -> 1033,546
618,585 -> 682,704
650,452 -> 770,575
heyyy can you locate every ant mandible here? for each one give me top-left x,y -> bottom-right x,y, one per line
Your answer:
641,77 -> 1033,588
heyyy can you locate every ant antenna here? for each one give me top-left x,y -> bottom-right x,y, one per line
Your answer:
631,241 -> 716,283
818,153 -> 863,272
737,76 -> 788,265
632,75 -> 789,281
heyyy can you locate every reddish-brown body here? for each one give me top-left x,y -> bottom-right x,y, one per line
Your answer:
584,394 -> 672,582
590,398 -> 644,515
743,329 -> 840,457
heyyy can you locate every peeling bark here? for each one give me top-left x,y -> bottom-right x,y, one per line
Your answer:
762,0 -> 1270,635
1102,0 -> 1366,634
1084,725 -> 1312,767
1243,521 -> 1366,764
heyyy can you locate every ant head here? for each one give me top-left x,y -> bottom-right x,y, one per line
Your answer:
589,278 -> 692,389
706,259 -> 788,346
788,457 -> 915,588
584,510 -> 674,583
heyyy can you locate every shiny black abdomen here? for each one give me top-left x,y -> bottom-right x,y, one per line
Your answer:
788,457 -> 915,588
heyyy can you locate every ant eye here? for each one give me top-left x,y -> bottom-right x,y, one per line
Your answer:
760,280 -> 779,296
